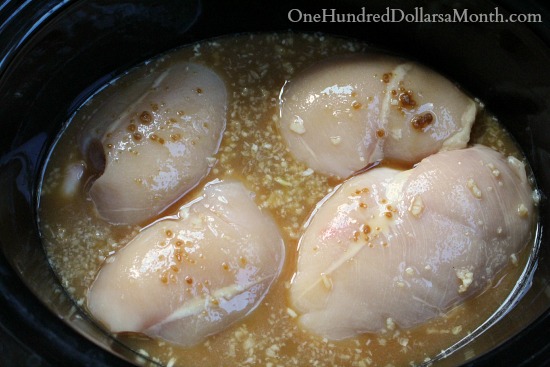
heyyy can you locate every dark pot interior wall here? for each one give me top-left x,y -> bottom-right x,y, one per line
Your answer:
0,0 -> 549,366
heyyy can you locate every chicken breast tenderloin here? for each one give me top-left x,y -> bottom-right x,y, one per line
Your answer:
84,61 -> 227,225
290,145 -> 535,340
87,180 -> 285,346
278,55 -> 476,178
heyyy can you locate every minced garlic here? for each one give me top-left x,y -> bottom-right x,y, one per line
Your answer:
466,178 -> 482,199
456,268 -> 474,293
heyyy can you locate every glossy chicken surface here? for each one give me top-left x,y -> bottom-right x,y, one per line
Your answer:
278,55 -> 476,178
84,61 -> 227,225
87,180 -> 285,346
290,145 -> 535,340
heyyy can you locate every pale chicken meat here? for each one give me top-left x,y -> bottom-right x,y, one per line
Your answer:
290,145 -> 535,340
83,61 -> 227,225
87,180 -> 285,346
278,55 -> 476,178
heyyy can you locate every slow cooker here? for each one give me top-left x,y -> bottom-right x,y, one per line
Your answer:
1,0 -> 549,366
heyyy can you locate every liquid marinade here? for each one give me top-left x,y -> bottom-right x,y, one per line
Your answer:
39,32 -> 537,367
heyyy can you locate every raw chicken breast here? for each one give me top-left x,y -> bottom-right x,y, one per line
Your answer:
87,180 -> 285,346
278,55 -> 476,178
290,145 -> 535,340
84,61 -> 227,225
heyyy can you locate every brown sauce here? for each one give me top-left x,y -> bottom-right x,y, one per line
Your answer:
39,32 -> 536,367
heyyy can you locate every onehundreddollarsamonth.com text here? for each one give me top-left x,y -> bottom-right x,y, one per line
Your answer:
288,7 -> 542,23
